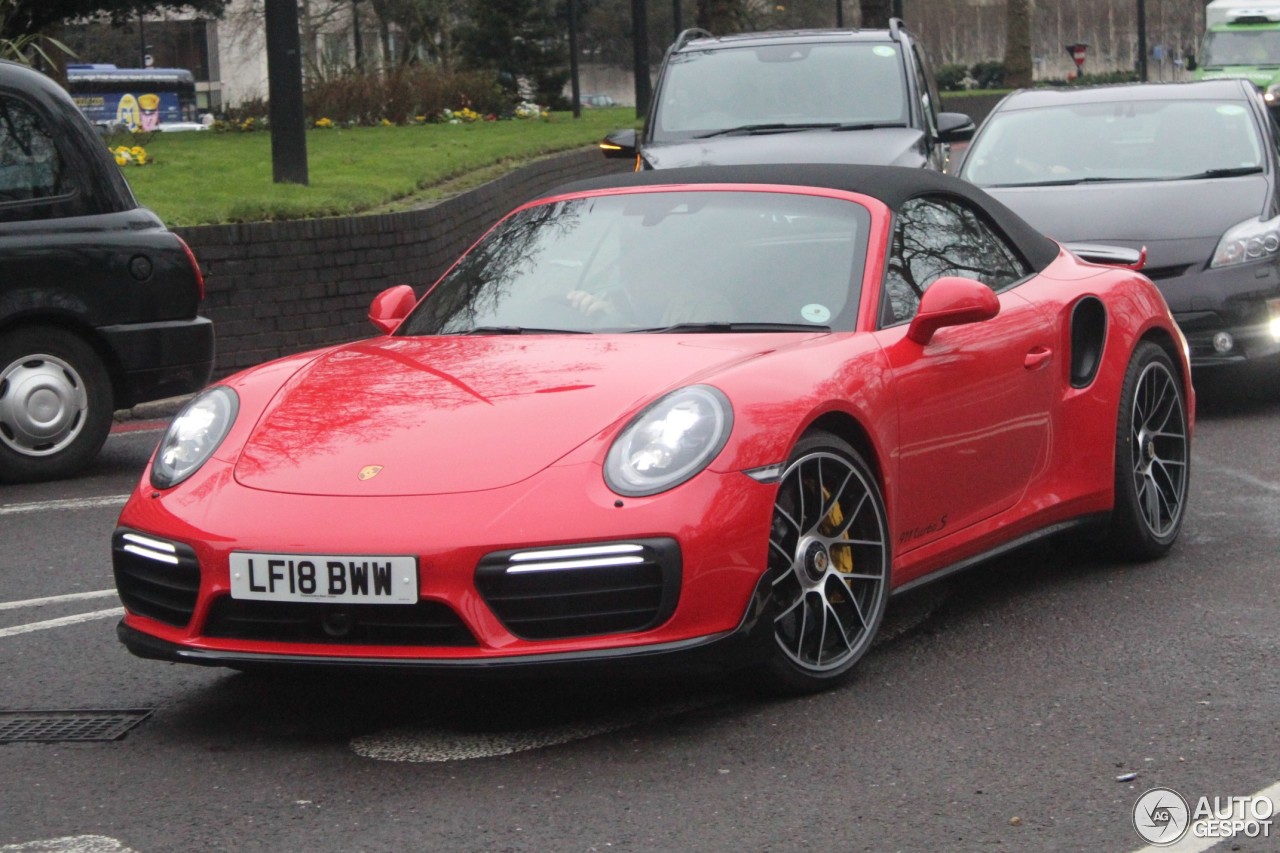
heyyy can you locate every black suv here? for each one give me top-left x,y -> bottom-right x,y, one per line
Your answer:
602,21 -> 973,171
0,60 -> 213,482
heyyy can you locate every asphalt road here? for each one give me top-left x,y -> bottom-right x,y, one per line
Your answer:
2,368 -> 1279,852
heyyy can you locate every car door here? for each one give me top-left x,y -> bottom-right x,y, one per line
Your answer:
875,194 -> 1057,552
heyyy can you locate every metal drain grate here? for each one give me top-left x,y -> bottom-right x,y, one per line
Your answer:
0,709 -> 153,743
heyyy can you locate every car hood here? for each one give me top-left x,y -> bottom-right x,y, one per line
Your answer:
983,174 -> 1270,267
232,333 -> 817,496
642,127 -> 928,169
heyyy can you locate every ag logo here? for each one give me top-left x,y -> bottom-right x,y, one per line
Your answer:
357,465 -> 384,481
1133,787 -> 1190,845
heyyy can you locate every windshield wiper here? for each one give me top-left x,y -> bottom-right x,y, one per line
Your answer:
831,121 -> 908,132
1174,166 -> 1264,180
694,122 -> 839,138
625,322 -> 831,334
984,176 -> 1141,188
456,326 -> 588,335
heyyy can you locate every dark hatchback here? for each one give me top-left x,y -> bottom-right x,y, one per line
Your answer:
0,60 -> 214,482
959,79 -> 1280,368
601,22 -> 973,172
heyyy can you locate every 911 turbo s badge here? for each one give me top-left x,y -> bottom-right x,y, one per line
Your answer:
358,466 -> 384,481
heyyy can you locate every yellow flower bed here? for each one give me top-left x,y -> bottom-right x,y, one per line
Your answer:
112,145 -> 150,166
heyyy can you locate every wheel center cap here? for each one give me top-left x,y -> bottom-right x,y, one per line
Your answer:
803,541 -> 830,583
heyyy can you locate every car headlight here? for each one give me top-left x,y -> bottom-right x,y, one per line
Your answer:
1210,215 -> 1280,268
1267,83 -> 1280,104
150,386 -> 239,489
604,385 -> 733,497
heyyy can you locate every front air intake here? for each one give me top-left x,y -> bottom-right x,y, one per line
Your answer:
476,539 -> 682,640
112,529 -> 201,627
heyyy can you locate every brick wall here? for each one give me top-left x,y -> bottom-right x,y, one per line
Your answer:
177,148 -> 631,378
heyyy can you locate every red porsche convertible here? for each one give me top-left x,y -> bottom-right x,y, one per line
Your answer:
113,165 -> 1193,693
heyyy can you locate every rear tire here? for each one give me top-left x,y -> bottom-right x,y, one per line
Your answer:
1107,341 -> 1189,560
757,431 -> 890,695
0,327 -> 114,483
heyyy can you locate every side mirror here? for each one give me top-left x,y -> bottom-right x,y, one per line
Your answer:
937,111 -> 975,143
906,276 -> 1000,345
369,285 -> 416,334
600,128 -> 638,159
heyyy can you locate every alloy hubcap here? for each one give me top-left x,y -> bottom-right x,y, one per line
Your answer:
769,450 -> 888,673
0,355 -> 87,457
1129,362 -> 1188,538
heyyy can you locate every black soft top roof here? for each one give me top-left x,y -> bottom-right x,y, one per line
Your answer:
544,164 -> 1062,272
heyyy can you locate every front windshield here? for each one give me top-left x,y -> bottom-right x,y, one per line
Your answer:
962,99 -> 1264,187
652,42 -> 908,140
1201,29 -> 1280,67
398,190 -> 870,335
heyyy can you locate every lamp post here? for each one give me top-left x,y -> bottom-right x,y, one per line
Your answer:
1137,0 -> 1149,81
632,0 -> 651,119
264,0 -> 309,185
569,0 -> 581,118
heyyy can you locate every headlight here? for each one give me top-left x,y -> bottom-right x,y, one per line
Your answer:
604,385 -> 733,497
150,386 -> 239,489
1210,215 -> 1280,268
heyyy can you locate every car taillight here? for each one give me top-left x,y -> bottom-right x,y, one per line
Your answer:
176,235 -> 205,301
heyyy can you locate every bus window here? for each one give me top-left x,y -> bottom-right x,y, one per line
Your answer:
64,65 -> 198,131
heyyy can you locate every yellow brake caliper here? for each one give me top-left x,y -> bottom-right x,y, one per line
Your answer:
820,488 -> 854,603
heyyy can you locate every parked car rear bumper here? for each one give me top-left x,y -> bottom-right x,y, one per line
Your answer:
99,316 -> 215,407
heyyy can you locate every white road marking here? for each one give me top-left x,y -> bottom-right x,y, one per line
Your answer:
0,496 -> 129,516
1129,779 -> 1280,853
0,590 -> 118,612
0,837 -> 137,852
351,696 -> 722,763
1193,458 -> 1280,494
0,608 -> 124,639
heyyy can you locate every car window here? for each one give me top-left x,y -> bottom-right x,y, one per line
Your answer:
1202,29 -> 1280,67
652,42 -> 908,139
911,45 -> 940,137
0,94 -> 68,203
962,99 -> 1265,187
881,195 -> 1029,327
400,190 -> 871,334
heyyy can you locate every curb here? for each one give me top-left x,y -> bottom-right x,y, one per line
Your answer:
113,394 -> 193,424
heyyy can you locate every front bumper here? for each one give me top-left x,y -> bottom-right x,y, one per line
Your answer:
112,461 -> 778,672
1152,259 -> 1280,366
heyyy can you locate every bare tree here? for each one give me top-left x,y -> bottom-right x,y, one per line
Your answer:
859,0 -> 890,28
1004,0 -> 1031,86
696,0 -> 741,32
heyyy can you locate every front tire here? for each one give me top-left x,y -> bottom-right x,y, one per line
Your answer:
758,431 -> 891,694
0,326 -> 114,483
1108,341 -> 1189,560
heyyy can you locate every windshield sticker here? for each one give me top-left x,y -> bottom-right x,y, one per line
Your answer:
873,46 -> 897,58
801,304 -> 832,324
1216,104 -> 1246,116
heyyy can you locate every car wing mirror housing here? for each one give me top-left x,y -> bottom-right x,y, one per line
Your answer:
906,276 -> 1000,345
937,111 -> 975,143
1064,242 -> 1147,271
600,127 -> 638,159
369,284 -> 417,334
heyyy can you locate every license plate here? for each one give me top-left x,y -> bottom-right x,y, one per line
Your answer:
229,552 -> 418,604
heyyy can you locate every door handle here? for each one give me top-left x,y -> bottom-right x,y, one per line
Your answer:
1024,347 -> 1053,370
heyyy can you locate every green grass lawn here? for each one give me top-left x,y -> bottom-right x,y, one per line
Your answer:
118,107 -> 638,226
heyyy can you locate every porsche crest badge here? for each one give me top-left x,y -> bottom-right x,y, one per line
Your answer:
358,465 -> 384,481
